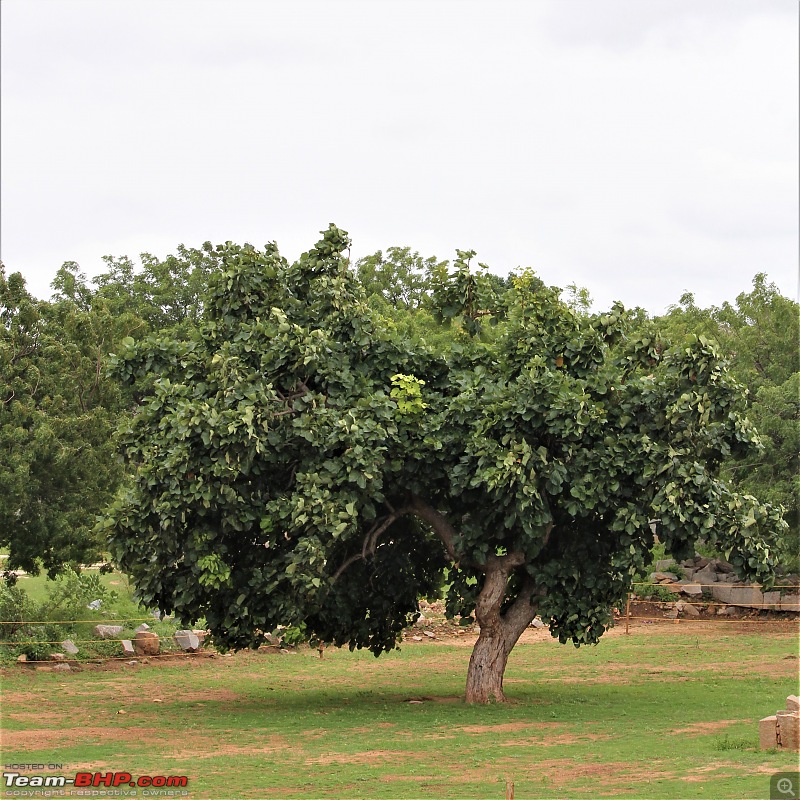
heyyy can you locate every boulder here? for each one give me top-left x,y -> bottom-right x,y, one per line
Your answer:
61,640 -> 79,655
692,565 -> 718,587
651,571 -> 678,582
710,585 -> 800,612
692,557 -> 710,569
676,581 -> 702,596
121,640 -> 136,657
94,624 -> 124,639
133,631 -> 160,656
530,617 -> 545,629
676,601 -> 700,617
711,559 -> 734,574
173,630 -> 200,652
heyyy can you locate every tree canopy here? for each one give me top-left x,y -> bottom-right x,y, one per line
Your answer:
103,225 -> 787,702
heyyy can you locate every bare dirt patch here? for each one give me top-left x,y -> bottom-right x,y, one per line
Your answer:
669,719 -> 750,736
4,726 -> 156,750
305,750 -> 406,766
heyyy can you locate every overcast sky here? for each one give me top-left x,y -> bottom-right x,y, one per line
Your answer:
2,0 -> 797,313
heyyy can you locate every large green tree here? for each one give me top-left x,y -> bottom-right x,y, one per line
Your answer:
104,226 -> 785,702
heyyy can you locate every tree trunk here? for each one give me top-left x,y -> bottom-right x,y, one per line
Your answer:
465,620 -> 517,703
464,560 -> 538,703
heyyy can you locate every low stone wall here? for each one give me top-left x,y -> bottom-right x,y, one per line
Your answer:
649,555 -> 799,611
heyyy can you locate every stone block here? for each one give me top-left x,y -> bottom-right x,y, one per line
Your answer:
710,585 -> 800,611
676,581 -> 702,596
173,630 -> 200,652
61,639 -> 79,655
121,640 -> 135,657
133,631 -> 160,656
759,715 -> 778,749
94,624 -> 123,639
777,711 -> 800,752
787,696 -> 800,712
135,623 -> 151,633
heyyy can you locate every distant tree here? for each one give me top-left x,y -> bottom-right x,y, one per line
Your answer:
0,266 -> 128,576
659,275 -> 799,554
104,226 -> 785,703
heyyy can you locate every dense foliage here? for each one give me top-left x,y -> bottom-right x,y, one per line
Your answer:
99,226 -> 787,701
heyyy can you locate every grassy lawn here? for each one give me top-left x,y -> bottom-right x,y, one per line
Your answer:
1,620 -> 798,799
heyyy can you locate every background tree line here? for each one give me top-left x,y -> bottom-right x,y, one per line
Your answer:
1,244 -> 797,580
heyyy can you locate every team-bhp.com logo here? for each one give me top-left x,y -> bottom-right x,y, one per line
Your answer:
3,770 -> 189,795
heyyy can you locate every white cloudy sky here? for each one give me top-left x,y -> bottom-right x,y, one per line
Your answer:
2,0 -> 797,313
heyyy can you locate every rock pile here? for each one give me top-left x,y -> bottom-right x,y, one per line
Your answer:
648,557 -> 800,611
760,696 -> 800,751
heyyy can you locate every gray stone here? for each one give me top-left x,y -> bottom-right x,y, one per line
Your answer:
679,601 -> 701,616
133,631 -> 160,656
87,599 -> 102,610
94,624 -> 124,639
531,617 -> 545,629
135,623 -> 151,633
423,630 -> 436,638
711,559 -> 734,574
121,640 -> 135,657
692,565 -> 718,587
61,639 -> 79,655
173,630 -> 200,652
676,581 -> 702,596
716,606 -> 736,616
711,585 -> 800,611
52,663 -> 71,672
693,557 -> 710,568
664,609 -> 679,619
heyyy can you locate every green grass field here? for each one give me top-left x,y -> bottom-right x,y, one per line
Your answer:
2,619 -> 798,799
